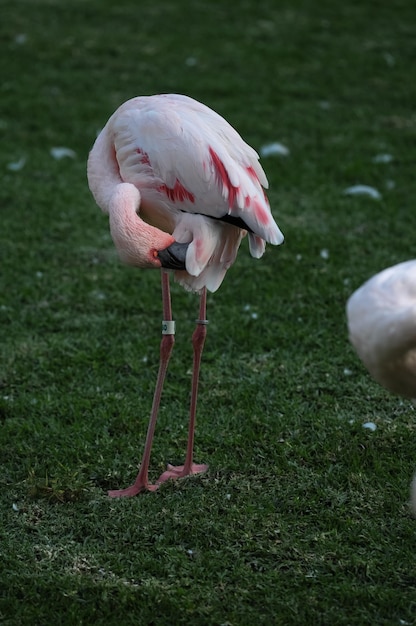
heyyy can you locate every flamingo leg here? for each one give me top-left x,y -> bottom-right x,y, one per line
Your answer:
157,287 -> 209,483
108,270 -> 175,497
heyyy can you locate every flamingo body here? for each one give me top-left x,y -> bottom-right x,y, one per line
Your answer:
88,93 -> 283,293
87,94 -> 283,496
347,260 -> 416,515
347,260 -> 416,398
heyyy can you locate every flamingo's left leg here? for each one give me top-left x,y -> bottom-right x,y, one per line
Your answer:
157,287 -> 209,483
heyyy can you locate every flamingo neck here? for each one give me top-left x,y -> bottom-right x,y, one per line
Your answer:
108,183 -> 174,269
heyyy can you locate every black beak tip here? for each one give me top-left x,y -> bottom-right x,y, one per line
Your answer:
157,241 -> 189,270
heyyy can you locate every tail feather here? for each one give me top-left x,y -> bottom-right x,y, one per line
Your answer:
248,234 -> 266,258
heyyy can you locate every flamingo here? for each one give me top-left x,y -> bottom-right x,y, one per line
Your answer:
346,260 -> 416,514
347,260 -> 416,399
87,94 -> 284,497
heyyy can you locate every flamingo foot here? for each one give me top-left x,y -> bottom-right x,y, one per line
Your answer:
156,463 -> 208,484
108,478 -> 159,498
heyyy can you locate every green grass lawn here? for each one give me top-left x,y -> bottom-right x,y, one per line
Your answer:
1,0 -> 416,624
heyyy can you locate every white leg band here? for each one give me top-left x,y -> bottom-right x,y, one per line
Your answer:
162,320 -> 176,335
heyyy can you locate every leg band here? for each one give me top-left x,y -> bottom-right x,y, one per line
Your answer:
162,320 -> 176,335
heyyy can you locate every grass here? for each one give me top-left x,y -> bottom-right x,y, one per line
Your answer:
1,0 -> 416,623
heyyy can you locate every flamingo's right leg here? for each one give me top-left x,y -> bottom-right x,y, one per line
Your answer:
108,270 -> 174,497
156,287 -> 209,484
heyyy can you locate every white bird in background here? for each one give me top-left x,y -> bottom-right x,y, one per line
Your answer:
347,260 -> 416,398
346,260 -> 416,514
87,93 -> 284,498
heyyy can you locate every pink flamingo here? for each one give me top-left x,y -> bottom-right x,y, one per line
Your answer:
347,260 -> 416,514
347,260 -> 416,399
87,94 -> 284,497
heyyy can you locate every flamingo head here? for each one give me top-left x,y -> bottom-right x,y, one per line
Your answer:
157,242 -> 189,270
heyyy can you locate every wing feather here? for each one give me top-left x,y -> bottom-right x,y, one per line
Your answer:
110,95 -> 282,245
101,94 -> 283,292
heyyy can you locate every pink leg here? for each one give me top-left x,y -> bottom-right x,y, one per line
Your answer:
108,271 -> 175,497
157,288 -> 209,484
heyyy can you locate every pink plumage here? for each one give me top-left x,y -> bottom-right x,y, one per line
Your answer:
347,260 -> 416,515
347,260 -> 416,399
87,94 -> 284,497
88,93 -> 283,293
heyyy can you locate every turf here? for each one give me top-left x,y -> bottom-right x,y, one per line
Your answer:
1,0 -> 416,624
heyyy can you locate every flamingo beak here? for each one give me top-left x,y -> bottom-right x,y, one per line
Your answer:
157,242 -> 189,270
